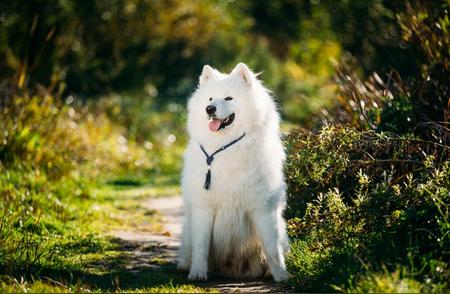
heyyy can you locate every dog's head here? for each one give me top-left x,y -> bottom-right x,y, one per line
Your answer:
188,63 -> 272,142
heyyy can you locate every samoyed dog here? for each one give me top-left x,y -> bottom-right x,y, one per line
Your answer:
178,63 -> 289,282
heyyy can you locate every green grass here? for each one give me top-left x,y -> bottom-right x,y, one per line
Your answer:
338,267 -> 424,293
0,281 -> 217,293
0,264 -> 218,293
0,174 -> 217,293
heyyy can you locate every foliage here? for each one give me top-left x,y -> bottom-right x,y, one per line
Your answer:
0,93 -> 185,290
1,95 -> 85,177
329,1 -> 449,141
0,95 -> 153,179
396,1 -> 450,140
285,126 -> 449,292
1,0 -> 426,125
0,90 -> 186,180
0,0 -> 245,98
93,93 -> 186,179
341,267 -> 424,293
283,3 -> 449,291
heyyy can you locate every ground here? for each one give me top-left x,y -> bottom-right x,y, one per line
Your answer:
107,185 -> 292,293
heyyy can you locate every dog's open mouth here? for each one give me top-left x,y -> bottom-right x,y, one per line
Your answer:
208,113 -> 235,132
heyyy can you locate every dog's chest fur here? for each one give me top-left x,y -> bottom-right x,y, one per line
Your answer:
184,135 -> 282,209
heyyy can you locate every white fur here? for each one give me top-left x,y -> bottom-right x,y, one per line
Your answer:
178,63 -> 289,282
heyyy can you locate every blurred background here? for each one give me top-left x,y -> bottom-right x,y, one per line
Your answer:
2,0 -> 447,125
0,0 -> 448,292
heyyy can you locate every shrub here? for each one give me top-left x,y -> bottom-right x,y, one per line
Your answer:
0,94 -> 156,179
285,125 -> 449,292
0,95 -> 87,178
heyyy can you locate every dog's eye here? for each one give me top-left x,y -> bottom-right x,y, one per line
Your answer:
209,97 -> 212,101
225,96 -> 233,101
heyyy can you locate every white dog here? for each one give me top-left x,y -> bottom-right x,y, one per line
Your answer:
178,63 -> 289,282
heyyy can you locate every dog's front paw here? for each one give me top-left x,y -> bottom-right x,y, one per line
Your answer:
271,267 -> 290,282
188,269 -> 208,281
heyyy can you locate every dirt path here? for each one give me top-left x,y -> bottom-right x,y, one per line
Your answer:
111,195 -> 292,293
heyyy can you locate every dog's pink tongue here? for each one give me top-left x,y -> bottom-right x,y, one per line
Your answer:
209,119 -> 222,132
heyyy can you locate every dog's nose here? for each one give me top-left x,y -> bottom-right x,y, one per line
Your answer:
206,105 -> 216,115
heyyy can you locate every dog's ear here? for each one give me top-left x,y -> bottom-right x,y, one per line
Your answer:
231,63 -> 253,86
199,65 -> 215,86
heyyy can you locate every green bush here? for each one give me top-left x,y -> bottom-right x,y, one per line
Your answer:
285,126 -> 449,292
0,95 -> 86,178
